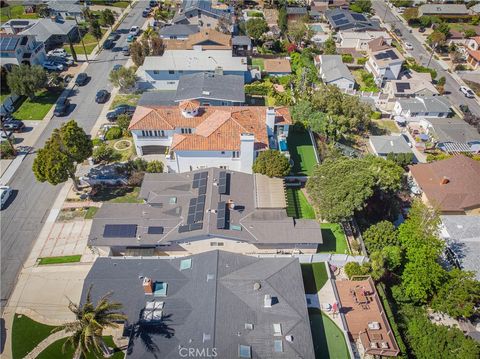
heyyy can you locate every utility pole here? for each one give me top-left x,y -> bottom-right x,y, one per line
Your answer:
74,15 -> 89,63
427,43 -> 437,67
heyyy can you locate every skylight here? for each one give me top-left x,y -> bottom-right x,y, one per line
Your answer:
273,323 -> 282,336
274,340 -> 283,353
238,345 -> 251,358
180,258 -> 192,270
154,282 -> 168,297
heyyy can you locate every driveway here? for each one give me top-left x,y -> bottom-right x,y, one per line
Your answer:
0,2 -> 146,311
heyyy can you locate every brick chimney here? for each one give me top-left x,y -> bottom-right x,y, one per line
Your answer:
143,277 -> 153,294
440,176 -> 450,185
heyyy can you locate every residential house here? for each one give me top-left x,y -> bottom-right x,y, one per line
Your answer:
0,34 -> 46,67
138,49 -> 248,90
409,155 -> 480,214
338,31 -> 392,51
393,96 -> 451,119
263,58 -> 292,77
232,35 -> 252,56
88,169 -> 323,256
423,118 -> 480,154
369,135 -> 414,158
315,55 -> 355,91
128,103 -> 291,172
311,0 -> 350,13
163,29 -> 231,51
335,277 -> 400,357
466,36 -> 480,69
1,18 -> 78,51
46,0 -> 84,20
81,251 -> 316,358
286,7 -> 308,22
440,215 -> 480,280
365,44 -> 404,87
325,8 -> 380,32
418,4 -> 471,19
385,71 -> 438,100
159,24 -> 200,40
172,0 -> 233,30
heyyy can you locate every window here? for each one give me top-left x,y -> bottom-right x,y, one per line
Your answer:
274,340 -> 283,353
238,345 -> 251,358
181,128 -> 192,134
169,197 -> 177,204
221,151 -> 225,154
273,323 -> 282,336
232,151 -> 239,158
167,81 -> 176,85
168,70 -> 175,74
210,242 -> 224,247
245,323 -> 254,330
153,70 -> 159,74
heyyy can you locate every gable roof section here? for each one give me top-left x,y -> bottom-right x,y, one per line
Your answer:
429,118 -> 480,144
325,8 -> 380,31
319,54 -> 354,83
370,135 -> 413,155
409,155 -> 480,212
164,29 -> 231,50
398,96 -> 451,114
159,24 -> 199,37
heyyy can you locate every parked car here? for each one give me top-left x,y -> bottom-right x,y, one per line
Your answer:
108,32 -> 120,41
0,130 -> 13,140
43,61 -> 64,71
103,39 -> 115,49
459,104 -> 470,114
129,26 -> 140,36
2,118 -> 25,132
394,28 -> 402,37
95,89 -> 110,103
106,105 -> 136,121
48,55 -> 74,66
127,34 -> 135,42
75,72 -> 89,86
149,0 -> 157,6
47,48 -> 67,57
0,185 -> 12,210
112,64 -> 123,72
418,27 -> 426,33
54,95 -> 70,116
460,86 -> 475,98
142,9 -> 150,17
404,42 -> 413,51
122,45 -> 130,56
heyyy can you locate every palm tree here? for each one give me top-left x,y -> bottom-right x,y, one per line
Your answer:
53,286 -> 127,358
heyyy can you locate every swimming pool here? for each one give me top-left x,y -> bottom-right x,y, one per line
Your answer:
309,24 -> 325,33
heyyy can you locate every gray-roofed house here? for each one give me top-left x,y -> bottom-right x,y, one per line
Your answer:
418,4 -> 471,18
0,33 -> 46,66
1,18 -> 78,51
366,46 -> 404,86
369,135 -> 414,158
159,24 -> 200,40
173,0 -> 233,30
47,0 -> 84,20
286,6 -> 308,22
232,35 -> 252,56
440,215 -> 480,281
88,168 -> 323,256
424,118 -> 480,154
81,250 -> 316,358
315,54 -> 355,91
325,8 -> 380,31
393,96 -> 451,119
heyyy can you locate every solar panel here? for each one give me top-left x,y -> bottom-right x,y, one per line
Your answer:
148,226 -> 164,234
194,210 -> 204,222
331,13 -> 344,21
0,36 -> 20,51
178,225 -> 190,233
190,222 -> 203,231
199,171 -> 208,179
187,213 -> 195,224
386,50 -> 398,60
396,83 -> 411,93
192,179 -> 200,188
199,177 -> 207,187
351,13 -> 366,21
216,201 -> 226,229
198,185 -> 206,195
193,173 -> 200,181
197,194 -> 206,205
334,19 -> 349,26
103,224 -> 137,238
218,171 -> 227,195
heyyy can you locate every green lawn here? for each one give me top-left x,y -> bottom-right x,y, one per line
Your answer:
286,188 -> 316,219
12,314 -> 57,359
301,262 -> 328,294
0,5 -> 39,24
252,58 -> 265,71
0,90 -> 11,103
110,93 -> 141,109
372,119 -> 399,134
309,308 -> 350,359
85,206 -> 99,219
64,30 -> 106,56
318,223 -> 349,254
13,89 -> 62,121
288,129 -> 318,176
352,69 -> 380,93
38,255 -> 82,265
37,336 -> 123,359
91,186 -> 142,203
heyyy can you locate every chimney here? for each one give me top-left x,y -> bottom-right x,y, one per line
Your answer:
266,107 -> 276,137
264,294 -> 272,308
240,133 -> 255,174
440,176 -> 450,185
143,277 -> 153,295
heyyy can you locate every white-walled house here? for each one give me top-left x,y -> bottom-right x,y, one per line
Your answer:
315,54 -> 355,91
338,31 -> 392,51
128,101 -> 292,174
393,96 -> 452,119
366,47 -> 404,87
0,33 -> 46,66
138,48 -> 249,90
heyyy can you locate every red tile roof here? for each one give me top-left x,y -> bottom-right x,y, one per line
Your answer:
467,48 -> 480,62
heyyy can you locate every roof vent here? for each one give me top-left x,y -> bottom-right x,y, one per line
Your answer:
143,277 -> 153,295
264,294 -> 272,308
203,333 -> 211,343
440,176 -> 450,185
285,335 -> 293,342
253,282 -> 261,291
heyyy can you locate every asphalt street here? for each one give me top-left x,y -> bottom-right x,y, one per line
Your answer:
372,0 -> 480,116
0,3 -> 145,310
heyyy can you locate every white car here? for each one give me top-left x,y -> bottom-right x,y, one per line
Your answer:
0,185 -> 12,209
460,86 -> 475,98
129,26 -> 140,36
404,42 -> 413,51
43,61 -> 64,71
47,48 -> 67,57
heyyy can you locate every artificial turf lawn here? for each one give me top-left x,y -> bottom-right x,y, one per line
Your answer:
308,308 -> 350,359
63,30 -> 106,56
36,336 -> 123,359
0,5 -> 39,24
13,89 -> 62,121
91,186 -> 142,203
38,255 -> 82,265
286,188 -> 316,219
12,314 -> 57,359
318,223 -> 349,254
287,129 -> 318,176
109,93 -> 141,109
252,58 -> 265,71
301,262 -> 329,294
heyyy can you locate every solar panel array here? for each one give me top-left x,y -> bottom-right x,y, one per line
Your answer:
148,226 -> 164,234
374,50 -> 399,60
351,13 -> 366,21
396,83 -> 411,93
218,171 -> 228,195
104,224 -> 137,238
0,36 -> 20,51
192,171 -> 208,195
216,201 -> 227,229
335,19 -> 349,26
179,172 -> 208,233
331,13 -> 345,21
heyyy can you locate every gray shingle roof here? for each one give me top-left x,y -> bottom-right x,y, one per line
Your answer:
159,24 -> 199,38
369,135 -> 413,155
19,18 -> 76,43
232,35 -> 251,46
47,0 -> 82,13
88,168 -> 323,248
319,55 -> 354,83
429,118 -> 480,144
82,251 -> 316,359
397,96 -> 451,114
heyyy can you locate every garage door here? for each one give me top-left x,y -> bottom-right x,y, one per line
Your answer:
141,145 -> 167,155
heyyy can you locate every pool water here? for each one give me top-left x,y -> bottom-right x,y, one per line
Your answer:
279,140 -> 288,151
309,24 -> 325,33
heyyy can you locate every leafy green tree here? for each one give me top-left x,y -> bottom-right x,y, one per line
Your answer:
92,143 -> 119,163
288,20 -> 313,44
89,19 -> 103,44
109,67 -> 137,92
464,28 -> 477,38
246,18 -> 268,42
363,155 -> 404,192
381,245 -> 403,271
363,220 -> 399,252
252,150 -> 291,177
323,36 -> 336,55
428,30 -> 446,47
116,114 -> 131,131
100,9 -> 115,28
146,160 -> 164,173
278,7 -> 287,34
53,287 -> 127,358
344,261 -> 369,279
350,0 -> 372,13
130,41 -> 144,66
6,65 -> 47,99
386,152 -> 415,167
33,121 -> 92,190
431,269 -> 480,318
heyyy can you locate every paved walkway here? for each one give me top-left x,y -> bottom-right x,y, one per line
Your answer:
39,220 -> 93,259
24,330 -> 69,359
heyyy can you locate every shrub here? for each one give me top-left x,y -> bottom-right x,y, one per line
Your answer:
128,158 -> 148,172
105,127 -> 122,140
344,261 -> 369,279
116,114 -> 131,131
252,150 -> 291,177
92,138 -> 103,146
341,53 -> 354,63
92,143 -> 120,163
244,82 -> 271,96
0,142 -> 15,159
128,171 -> 145,187
357,57 -> 368,65
372,111 -> 382,120
146,160 -> 163,173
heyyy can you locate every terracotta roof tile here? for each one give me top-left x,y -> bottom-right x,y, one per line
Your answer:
179,99 -> 200,111
468,48 -> 480,62
164,29 -> 232,50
